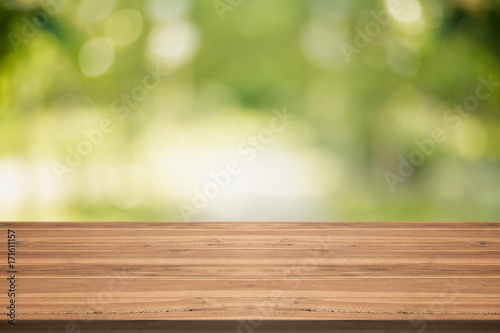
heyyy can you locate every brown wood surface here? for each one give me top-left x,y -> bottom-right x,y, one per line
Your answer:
1,320 -> 500,333
1,222 -> 499,322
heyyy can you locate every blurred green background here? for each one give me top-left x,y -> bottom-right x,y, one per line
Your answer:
1,0 -> 499,221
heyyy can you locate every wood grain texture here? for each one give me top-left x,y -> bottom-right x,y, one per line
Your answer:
1,222 -> 499,321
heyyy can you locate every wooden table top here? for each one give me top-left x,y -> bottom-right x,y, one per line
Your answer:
1,222 -> 499,322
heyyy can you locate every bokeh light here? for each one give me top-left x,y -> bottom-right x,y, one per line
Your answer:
78,38 -> 115,77
0,0 -> 499,222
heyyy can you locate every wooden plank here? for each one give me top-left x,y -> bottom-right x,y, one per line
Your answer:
1,222 -> 499,322
12,297 -> 500,320
15,278 -> 500,298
